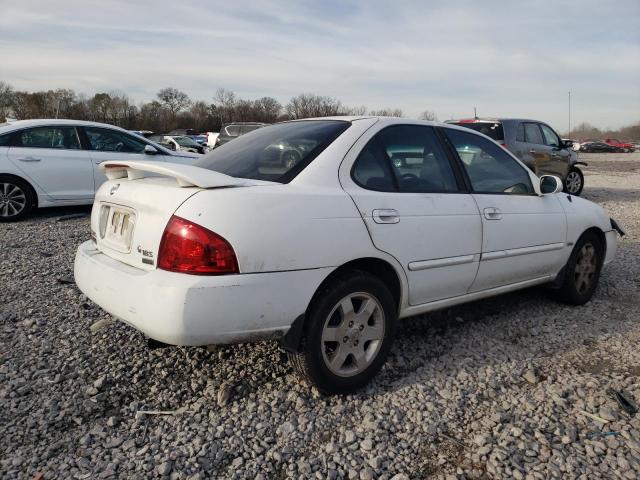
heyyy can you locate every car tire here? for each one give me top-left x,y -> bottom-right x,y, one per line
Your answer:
554,231 -> 604,306
563,167 -> 584,196
0,175 -> 35,222
288,271 -> 396,395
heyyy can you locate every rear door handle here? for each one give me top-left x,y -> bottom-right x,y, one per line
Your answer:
18,156 -> 41,162
372,209 -> 399,224
483,207 -> 502,220
529,149 -> 536,154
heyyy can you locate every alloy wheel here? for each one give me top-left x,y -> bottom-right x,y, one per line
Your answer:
565,171 -> 582,194
574,243 -> 597,294
321,292 -> 385,377
0,182 -> 27,218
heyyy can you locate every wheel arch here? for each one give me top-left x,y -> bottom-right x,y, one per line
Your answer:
280,256 -> 405,353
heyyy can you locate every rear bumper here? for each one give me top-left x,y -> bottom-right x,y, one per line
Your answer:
74,241 -> 330,346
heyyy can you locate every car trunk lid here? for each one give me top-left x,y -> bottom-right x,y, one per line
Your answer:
91,161 -> 259,271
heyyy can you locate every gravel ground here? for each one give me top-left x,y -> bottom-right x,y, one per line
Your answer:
1,152 -> 639,479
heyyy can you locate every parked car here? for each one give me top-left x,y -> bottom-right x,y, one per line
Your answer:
0,119 -> 199,221
561,138 -> 582,152
168,128 -> 198,136
580,141 -> 622,153
216,122 -> 266,147
130,130 -> 154,138
74,117 -> 622,394
604,138 -> 635,153
148,135 -> 206,154
446,118 -> 585,195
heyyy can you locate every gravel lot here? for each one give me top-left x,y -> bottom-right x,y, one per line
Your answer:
1,152 -> 639,479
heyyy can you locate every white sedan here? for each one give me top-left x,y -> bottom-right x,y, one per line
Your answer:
0,119 -> 199,221
74,117 -> 623,394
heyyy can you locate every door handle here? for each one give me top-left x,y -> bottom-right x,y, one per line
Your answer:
18,156 -> 41,162
372,209 -> 399,224
529,149 -> 536,154
483,207 -> 502,220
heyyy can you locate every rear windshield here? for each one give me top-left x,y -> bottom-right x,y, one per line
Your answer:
196,120 -> 350,183
451,122 -> 504,141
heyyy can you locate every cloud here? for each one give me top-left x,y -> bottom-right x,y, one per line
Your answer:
1,0 -> 638,129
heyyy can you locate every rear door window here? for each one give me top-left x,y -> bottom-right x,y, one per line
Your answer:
353,125 -> 459,193
523,123 -> 544,145
16,126 -> 81,149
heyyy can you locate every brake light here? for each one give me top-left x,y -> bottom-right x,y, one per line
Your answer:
457,119 -> 477,123
157,216 -> 239,275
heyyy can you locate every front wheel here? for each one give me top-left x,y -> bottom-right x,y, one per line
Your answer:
288,271 -> 396,395
564,167 -> 584,196
554,232 -> 603,305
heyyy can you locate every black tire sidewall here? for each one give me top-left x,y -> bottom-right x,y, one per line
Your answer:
303,273 -> 396,394
0,176 -> 34,222
561,232 -> 603,305
564,168 -> 584,196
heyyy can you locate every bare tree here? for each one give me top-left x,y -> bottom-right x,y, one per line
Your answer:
157,87 -> 191,119
343,105 -> 368,116
0,81 -> 15,121
285,93 -> 343,119
369,108 -> 403,117
419,110 -> 438,121
253,97 -> 282,123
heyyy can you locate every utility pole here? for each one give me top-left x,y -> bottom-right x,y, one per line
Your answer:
568,91 -> 571,138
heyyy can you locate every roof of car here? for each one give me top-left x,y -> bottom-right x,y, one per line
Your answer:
0,118 -> 130,131
446,117 -> 545,124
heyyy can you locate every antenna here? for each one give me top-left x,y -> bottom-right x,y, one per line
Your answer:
474,107 -> 477,119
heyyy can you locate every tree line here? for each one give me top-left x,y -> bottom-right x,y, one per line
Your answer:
1,81 -> 636,139
0,81 -> 438,133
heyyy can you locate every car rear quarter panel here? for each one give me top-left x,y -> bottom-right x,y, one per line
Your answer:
173,185 -> 383,273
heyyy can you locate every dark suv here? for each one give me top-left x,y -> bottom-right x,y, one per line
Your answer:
216,122 -> 267,147
447,118 -> 585,195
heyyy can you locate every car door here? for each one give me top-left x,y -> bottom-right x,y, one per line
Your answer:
539,123 -> 571,179
6,125 -> 94,201
519,122 -> 552,176
341,124 -> 483,305
442,127 -> 567,291
81,127 -> 173,190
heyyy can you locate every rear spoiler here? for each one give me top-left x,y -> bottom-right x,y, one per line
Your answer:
99,161 -> 249,188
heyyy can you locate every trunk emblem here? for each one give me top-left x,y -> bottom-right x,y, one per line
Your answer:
110,184 -> 120,195
137,245 -> 154,258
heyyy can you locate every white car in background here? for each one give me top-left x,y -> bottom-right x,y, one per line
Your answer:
74,117 -> 623,394
0,119 -> 199,221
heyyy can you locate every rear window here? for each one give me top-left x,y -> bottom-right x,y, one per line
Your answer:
450,121 -> 504,141
196,120 -> 350,183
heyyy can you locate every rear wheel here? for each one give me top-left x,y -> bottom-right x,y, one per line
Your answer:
564,167 -> 584,196
555,232 -> 603,305
288,271 -> 396,394
0,176 -> 34,222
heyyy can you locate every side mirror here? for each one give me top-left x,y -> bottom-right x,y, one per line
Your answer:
540,175 -> 563,195
144,144 -> 158,155
563,140 -> 573,149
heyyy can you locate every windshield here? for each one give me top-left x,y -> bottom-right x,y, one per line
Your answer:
174,136 -> 199,147
196,120 -> 350,183
452,122 -> 504,141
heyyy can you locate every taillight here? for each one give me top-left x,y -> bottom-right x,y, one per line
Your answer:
157,216 -> 239,275
499,142 -> 508,149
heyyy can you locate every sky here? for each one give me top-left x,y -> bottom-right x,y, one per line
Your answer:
0,0 -> 639,131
